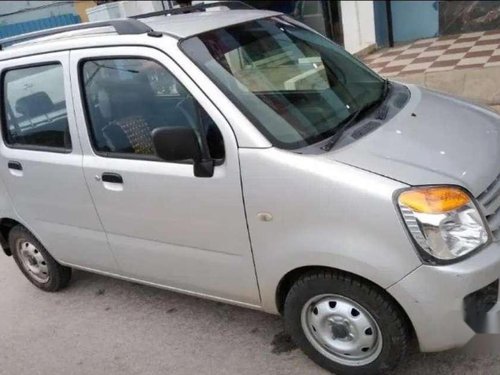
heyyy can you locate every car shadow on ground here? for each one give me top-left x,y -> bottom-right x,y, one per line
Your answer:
67,270 -> 500,375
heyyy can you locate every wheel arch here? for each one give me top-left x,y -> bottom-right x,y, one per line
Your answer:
0,217 -> 38,256
0,217 -> 24,256
275,265 -> 417,342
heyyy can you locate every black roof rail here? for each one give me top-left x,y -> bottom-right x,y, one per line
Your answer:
0,19 -> 152,49
131,1 -> 254,20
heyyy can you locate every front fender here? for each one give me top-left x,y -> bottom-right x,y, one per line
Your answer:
239,148 -> 422,313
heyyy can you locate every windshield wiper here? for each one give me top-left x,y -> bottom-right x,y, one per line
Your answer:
320,108 -> 364,151
382,78 -> 390,99
321,80 -> 391,151
375,79 -> 391,120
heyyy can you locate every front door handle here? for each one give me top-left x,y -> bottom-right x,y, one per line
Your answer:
101,172 -> 123,184
8,161 -> 22,171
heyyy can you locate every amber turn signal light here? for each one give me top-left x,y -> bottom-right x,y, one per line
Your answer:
399,186 -> 471,214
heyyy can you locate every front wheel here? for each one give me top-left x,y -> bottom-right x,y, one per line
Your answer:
284,271 -> 410,375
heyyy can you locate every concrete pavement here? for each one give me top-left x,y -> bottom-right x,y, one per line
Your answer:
363,32 -> 500,114
393,66 -> 500,114
1,257 -> 500,375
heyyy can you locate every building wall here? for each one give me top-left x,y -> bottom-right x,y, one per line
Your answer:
374,0 -> 500,47
340,1 -> 376,54
0,1 -> 76,25
391,0 -> 438,42
439,0 -> 500,35
86,1 -> 164,21
373,1 -> 389,47
0,1 -> 96,38
74,1 -> 97,23
0,1 -> 96,24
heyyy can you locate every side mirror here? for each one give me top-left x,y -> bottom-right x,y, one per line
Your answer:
151,127 -> 214,178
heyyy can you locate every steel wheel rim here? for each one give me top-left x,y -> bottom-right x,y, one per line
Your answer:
16,240 -> 49,283
301,294 -> 383,367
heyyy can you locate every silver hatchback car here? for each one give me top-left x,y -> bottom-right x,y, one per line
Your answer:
0,3 -> 499,374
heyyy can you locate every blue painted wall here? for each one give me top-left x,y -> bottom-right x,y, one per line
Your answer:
374,1 -> 389,47
373,0 -> 439,47
391,0 -> 438,43
0,14 -> 80,39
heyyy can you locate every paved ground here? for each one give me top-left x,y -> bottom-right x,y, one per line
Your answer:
365,30 -> 500,77
2,258 -> 500,375
363,30 -> 500,114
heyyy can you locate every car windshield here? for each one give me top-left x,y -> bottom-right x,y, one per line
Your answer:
181,17 -> 385,150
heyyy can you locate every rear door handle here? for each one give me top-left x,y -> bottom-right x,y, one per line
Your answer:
101,172 -> 123,184
8,161 -> 22,171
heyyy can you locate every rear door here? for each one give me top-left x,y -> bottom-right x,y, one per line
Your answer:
70,47 -> 260,305
0,52 -> 117,272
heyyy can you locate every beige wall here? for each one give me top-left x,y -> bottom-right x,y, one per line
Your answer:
340,1 -> 377,54
74,1 -> 97,23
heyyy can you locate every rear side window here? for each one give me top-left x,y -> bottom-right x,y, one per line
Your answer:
80,58 -> 224,160
2,64 -> 71,150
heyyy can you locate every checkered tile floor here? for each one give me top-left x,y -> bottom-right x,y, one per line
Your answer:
364,29 -> 500,77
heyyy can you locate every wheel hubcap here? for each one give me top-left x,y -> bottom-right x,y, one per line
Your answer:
301,294 -> 383,366
331,322 -> 349,339
17,240 -> 49,283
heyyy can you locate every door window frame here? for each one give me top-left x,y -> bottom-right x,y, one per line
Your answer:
0,60 -> 73,154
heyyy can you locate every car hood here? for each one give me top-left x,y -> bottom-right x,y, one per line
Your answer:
331,85 -> 500,197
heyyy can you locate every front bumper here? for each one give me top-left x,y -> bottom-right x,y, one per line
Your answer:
388,240 -> 500,352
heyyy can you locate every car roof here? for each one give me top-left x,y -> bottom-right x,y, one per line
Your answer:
0,9 -> 280,61
0,8 -> 282,61
143,9 -> 280,38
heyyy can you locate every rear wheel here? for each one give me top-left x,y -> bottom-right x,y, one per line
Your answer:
9,226 -> 71,292
284,271 -> 410,375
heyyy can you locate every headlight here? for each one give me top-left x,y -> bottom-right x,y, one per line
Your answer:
396,186 -> 489,262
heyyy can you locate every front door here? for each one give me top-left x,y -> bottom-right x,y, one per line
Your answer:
70,47 -> 260,305
0,52 -> 116,272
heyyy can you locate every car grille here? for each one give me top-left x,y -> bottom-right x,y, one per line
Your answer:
478,173 -> 500,241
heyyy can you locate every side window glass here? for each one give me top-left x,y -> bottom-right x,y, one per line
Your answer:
2,64 -> 71,150
81,58 -> 224,160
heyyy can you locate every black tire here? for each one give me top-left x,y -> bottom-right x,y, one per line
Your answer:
9,225 -> 71,292
284,270 -> 410,375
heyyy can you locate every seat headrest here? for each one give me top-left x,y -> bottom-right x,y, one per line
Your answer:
15,91 -> 54,118
96,79 -> 156,120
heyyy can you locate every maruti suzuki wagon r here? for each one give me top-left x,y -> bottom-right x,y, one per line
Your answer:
0,3 -> 499,374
